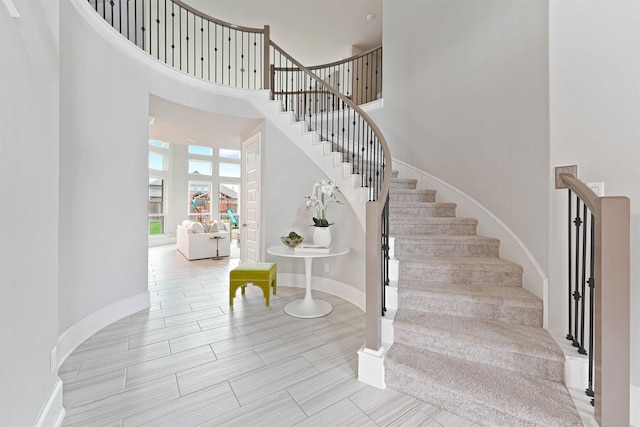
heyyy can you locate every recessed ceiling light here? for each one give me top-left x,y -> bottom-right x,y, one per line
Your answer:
366,13 -> 376,21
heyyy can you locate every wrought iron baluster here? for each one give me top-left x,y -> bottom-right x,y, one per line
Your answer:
572,195 -> 582,349
567,190 -> 574,343
578,203 -> 588,354
587,213 -> 595,404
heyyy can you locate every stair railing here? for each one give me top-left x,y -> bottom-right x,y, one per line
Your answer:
268,42 -> 391,349
557,170 -> 630,426
272,45 -> 382,105
87,0 -> 391,353
89,0 -> 269,89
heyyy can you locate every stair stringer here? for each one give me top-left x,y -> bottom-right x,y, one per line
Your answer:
245,90 -> 367,231
391,158 -> 549,328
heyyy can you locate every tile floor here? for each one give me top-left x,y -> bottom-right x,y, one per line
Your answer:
59,244 -> 478,426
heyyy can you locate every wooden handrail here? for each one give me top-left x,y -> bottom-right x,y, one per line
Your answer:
170,0 -> 265,33
559,173 -> 598,213
557,171 -> 630,426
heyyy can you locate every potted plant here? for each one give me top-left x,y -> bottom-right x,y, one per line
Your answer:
304,178 -> 342,246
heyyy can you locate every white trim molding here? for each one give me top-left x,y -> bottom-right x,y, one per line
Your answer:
57,291 -> 150,366
357,344 -> 388,389
34,380 -> 65,427
632,385 -> 640,427
276,273 -> 365,312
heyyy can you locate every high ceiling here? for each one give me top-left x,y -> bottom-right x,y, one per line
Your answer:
182,0 -> 383,65
150,1 -> 382,148
148,95 -> 262,147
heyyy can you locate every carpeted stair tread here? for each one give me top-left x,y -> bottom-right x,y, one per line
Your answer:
395,235 -> 500,258
390,202 -> 457,218
397,281 -> 542,326
390,188 -> 436,196
395,234 -> 499,244
400,256 -> 522,271
392,310 -> 562,381
390,178 -> 418,190
389,217 -> 478,236
399,281 -> 540,308
390,201 -> 457,209
389,217 -> 478,225
399,256 -> 523,287
385,344 -> 582,426
390,188 -> 437,203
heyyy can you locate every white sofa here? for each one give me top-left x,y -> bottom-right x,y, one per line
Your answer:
176,220 -> 231,260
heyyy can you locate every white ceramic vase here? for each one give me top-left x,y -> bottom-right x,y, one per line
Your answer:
313,226 -> 332,247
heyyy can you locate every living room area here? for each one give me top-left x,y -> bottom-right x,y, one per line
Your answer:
147,95 -> 261,261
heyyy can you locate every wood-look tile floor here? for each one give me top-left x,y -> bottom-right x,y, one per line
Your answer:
59,244 -> 477,427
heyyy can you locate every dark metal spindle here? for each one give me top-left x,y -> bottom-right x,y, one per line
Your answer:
578,203 -> 588,354
567,190 -> 574,342
185,11 -> 189,74
170,3 -> 174,67
141,0 -> 145,51
587,213 -> 595,402
572,196 -> 582,348
155,0 -> 159,60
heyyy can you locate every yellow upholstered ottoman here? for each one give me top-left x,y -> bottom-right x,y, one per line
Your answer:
229,262 -> 277,306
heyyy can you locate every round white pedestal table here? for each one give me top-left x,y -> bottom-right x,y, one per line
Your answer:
266,245 -> 350,318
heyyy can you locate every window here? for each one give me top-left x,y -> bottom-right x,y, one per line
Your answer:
149,153 -> 164,170
219,149 -> 241,159
219,162 -> 240,178
188,145 -> 213,156
148,177 -> 164,235
219,183 -> 240,226
188,159 -> 212,175
189,181 -> 212,221
149,140 -> 168,149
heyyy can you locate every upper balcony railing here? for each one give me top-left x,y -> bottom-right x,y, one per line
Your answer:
88,0 -> 390,352
90,0 -> 268,89
272,46 -> 382,106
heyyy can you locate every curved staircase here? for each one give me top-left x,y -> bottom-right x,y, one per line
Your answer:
384,174 -> 582,426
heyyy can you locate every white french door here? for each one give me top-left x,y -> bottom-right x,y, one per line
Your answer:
241,133 -> 261,262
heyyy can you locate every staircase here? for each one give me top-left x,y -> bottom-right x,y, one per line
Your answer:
384,174 -> 582,426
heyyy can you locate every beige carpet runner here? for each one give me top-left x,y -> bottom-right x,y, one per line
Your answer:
384,174 -> 582,426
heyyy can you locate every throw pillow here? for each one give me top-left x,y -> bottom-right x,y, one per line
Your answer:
190,222 -> 205,234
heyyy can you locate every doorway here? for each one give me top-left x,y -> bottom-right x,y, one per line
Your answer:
241,133 -> 262,262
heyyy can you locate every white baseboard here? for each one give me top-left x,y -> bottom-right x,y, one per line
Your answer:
57,291 -> 150,365
632,385 -> 640,427
34,379 -> 65,427
277,273 -> 365,312
358,344 -> 388,389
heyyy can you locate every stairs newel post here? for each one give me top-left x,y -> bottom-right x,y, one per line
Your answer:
263,25 -> 270,91
365,202 -> 382,351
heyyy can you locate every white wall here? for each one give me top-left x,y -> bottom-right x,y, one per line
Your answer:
0,1 -> 62,425
59,0 -> 150,334
549,0 -> 640,390
260,121 -> 367,293
58,0 -> 367,352
380,0 -> 550,277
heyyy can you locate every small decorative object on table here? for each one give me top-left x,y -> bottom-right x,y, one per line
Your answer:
281,231 -> 303,247
304,178 -> 342,247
